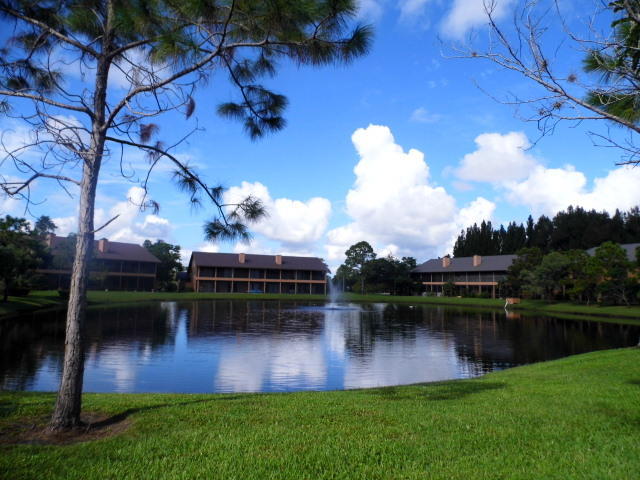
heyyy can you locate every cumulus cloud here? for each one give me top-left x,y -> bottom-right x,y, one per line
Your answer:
451,129 -> 640,217
504,164 -> 640,217
53,187 -> 173,243
326,124 -> 495,264
224,181 -> 331,248
441,0 -> 515,38
455,131 -> 538,183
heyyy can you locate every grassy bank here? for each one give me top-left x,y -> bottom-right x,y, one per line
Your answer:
1,348 -> 639,479
2,290 -> 639,321
342,293 -> 640,320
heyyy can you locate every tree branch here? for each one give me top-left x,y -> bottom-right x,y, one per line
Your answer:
92,214 -> 119,234
1,172 -> 80,196
0,5 -> 99,57
0,90 -> 93,116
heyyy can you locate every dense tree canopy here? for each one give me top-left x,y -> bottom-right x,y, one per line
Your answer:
335,241 -> 417,295
502,242 -> 638,305
0,215 -> 48,302
454,206 -> 640,257
143,239 -> 182,290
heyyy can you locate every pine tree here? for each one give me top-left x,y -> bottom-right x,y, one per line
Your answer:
0,0 -> 371,431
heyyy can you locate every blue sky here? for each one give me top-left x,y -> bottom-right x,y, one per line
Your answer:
2,0 -> 640,272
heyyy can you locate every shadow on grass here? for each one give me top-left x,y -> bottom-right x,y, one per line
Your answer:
90,396 -> 246,429
0,402 -> 17,419
627,379 -> 640,387
368,380 -> 506,402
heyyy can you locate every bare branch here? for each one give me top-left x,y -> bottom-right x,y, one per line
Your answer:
447,0 -> 640,163
92,214 -> 120,234
1,172 -> 81,197
0,90 -> 93,116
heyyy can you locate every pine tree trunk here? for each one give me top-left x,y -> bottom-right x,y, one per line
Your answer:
48,166 -> 98,430
48,22 -> 111,430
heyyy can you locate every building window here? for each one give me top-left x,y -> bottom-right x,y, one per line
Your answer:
281,270 -> 295,280
233,281 -> 248,293
140,263 -> 156,274
250,269 -> 265,279
218,268 -> 233,278
234,268 -> 249,279
266,283 -> 280,293
266,269 -> 280,279
297,271 -> 311,280
199,267 -> 215,277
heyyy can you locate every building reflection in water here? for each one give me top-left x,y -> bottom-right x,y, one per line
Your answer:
1,300 -> 638,393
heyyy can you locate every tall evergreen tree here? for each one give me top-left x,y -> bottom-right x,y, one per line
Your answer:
525,215 -> 535,248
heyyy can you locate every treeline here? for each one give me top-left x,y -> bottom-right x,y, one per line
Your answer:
453,206 -> 640,256
503,242 -> 640,305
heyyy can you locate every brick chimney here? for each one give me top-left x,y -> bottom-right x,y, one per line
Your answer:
442,256 -> 451,268
98,238 -> 109,253
473,255 -> 482,267
275,255 -> 282,265
238,253 -> 246,264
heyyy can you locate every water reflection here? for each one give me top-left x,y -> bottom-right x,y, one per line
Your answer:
1,301 -> 638,393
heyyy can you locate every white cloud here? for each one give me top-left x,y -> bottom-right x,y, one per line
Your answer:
456,197 -> 496,232
51,215 -> 76,236
410,107 -> 442,124
135,214 -> 171,239
0,123 -> 37,158
504,164 -> 640,217
98,187 -> 173,243
441,0 -> 515,39
456,131 -> 538,183
0,195 -> 22,216
452,130 -> 640,217
357,0 -> 384,21
224,181 -> 331,248
399,0 -> 432,21
180,243 -> 220,267
53,187 -> 173,243
326,124 -> 495,264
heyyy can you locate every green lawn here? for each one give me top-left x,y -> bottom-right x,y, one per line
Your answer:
1,348 -> 639,479
1,290 -> 639,322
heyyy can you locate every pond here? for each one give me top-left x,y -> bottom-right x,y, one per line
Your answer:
1,300 -> 638,393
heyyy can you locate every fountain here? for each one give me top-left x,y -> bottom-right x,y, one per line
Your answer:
297,277 -> 360,312
327,278 -> 342,305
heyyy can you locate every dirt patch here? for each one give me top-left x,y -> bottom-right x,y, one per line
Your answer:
0,412 -> 132,446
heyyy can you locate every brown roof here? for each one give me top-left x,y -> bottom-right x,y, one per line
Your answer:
49,235 -> 160,263
190,252 -> 329,272
412,254 -> 516,273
